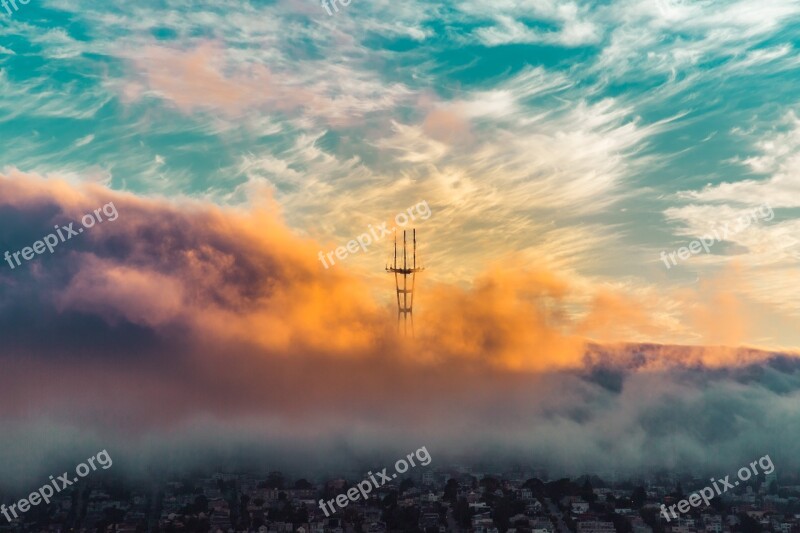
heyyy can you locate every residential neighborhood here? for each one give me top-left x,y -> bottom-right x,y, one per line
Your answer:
1,466 -> 795,533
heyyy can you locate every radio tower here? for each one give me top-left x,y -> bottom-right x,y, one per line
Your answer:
386,229 -> 424,337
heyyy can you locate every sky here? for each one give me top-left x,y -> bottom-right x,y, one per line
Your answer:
2,0 -> 800,485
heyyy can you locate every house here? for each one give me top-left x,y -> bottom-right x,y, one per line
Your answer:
473,515 -> 498,533
509,514 -> 530,528
572,501 -> 590,514
532,518 -> 554,531
577,520 -> 616,533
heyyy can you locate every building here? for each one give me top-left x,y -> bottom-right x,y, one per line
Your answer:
578,521 -> 616,533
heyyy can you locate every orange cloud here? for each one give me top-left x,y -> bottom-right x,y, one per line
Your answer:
0,170 -> 792,373
1,171 -> 800,480
416,267 -> 585,371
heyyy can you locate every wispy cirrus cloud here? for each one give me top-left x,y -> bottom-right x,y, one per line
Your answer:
681,112 -> 800,207
118,40 -> 413,126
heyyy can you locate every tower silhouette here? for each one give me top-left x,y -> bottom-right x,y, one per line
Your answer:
386,229 -> 424,337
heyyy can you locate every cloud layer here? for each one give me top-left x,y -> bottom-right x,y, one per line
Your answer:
1,172 -> 798,487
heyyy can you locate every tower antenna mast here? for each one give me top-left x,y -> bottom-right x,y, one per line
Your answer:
386,229 -> 424,336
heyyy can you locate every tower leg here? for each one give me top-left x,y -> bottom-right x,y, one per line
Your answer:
387,229 -> 422,338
